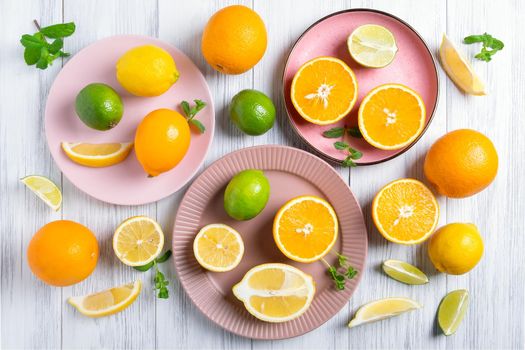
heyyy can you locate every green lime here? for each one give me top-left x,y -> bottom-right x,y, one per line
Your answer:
229,89 -> 275,136
382,259 -> 429,285
75,83 -> 123,131
224,169 -> 270,221
438,289 -> 469,336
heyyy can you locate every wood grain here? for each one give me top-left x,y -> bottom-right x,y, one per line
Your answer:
1,0 -> 523,349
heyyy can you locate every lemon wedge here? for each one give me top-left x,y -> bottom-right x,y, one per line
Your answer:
61,142 -> 133,167
348,297 -> 422,328
348,24 -> 398,68
193,224 -> 244,272
438,289 -> 469,335
113,216 -> 164,266
68,280 -> 141,317
233,263 -> 315,323
439,34 -> 486,95
21,175 -> 62,211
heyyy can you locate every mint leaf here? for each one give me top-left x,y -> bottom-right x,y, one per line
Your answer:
342,156 -> 357,167
20,34 -> 44,49
48,38 -> 63,54
36,47 -> 49,69
155,250 -> 172,263
181,101 -> 191,117
189,119 -> 206,133
464,33 -> 504,62
133,261 -> 154,272
39,22 -> 76,38
334,141 -> 349,150
349,148 -> 363,160
322,127 -> 345,138
24,47 -> 41,65
347,127 -> 363,138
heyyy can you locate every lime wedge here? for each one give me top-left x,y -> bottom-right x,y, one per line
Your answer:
348,297 -> 422,328
347,24 -> 398,68
438,289 -> 469,335
21,175 -> 62,211
382,259 -> 429,285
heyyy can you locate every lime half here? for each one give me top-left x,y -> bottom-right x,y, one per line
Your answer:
348,24 -> 398,68
21,175 -> 62,211
438,289 -> 469,336
382,259 -> 429,285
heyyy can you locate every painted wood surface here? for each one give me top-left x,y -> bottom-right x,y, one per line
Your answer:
1,0 -> 523,349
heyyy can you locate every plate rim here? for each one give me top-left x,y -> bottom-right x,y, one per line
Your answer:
44,34 -> 215,205
172,144 -> 368,340
281,8 -> 440,166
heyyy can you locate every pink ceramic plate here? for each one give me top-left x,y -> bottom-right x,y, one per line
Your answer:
283,9 -> 439,165
173,145 -> 367,339
45,35 -> 214,205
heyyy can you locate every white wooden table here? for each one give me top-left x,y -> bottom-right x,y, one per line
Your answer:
1,1 -> 524,349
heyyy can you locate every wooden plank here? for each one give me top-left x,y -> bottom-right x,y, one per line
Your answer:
0,1 -> 63,348
445,0 -> 524,348
346,0 -> 448,348
156,1 -> 253,349
59,1 -> 158,349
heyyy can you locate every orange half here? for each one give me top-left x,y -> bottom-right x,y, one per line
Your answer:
372,178 -> 439,244
291,57 -> 358,125
273,195 -> 338,263
358,84 -> 426,150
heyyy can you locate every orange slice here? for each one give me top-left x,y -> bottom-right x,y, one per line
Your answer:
273,195 -> 338,263
372,179 -> 439,244
62,142 -> 133,167
358,84 -> 426,150
290,57 -> 358,125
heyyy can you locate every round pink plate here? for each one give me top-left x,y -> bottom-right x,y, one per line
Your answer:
173,145 -> 367,339
283,9 -> 439,165
45,35 -> 214,205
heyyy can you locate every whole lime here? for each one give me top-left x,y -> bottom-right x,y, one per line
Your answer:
229,89 -> 275,136
224,169 -> 270,220
75,83 -> 123,131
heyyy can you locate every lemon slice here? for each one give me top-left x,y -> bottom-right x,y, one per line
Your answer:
68,280 -> 141,317
193,224 -> 244,272
348,297 -> 422,328
439,34 -> 486,95
232,263 -> 315,323
61,142 -> 133,167
382,259 -> 429,285
348,24 -> 398,68
113,216 -> 164,266
438,289 -> 469,335
20,175 -> 62,211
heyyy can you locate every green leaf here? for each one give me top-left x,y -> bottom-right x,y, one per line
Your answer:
59,51 -> 70,57
48,38 -> 63,54
157,288 -> 169,299
347,127 -> 363,138
463,35 -> 485,44
337,254 -> 347,267
342,156 -> 357,167
334,141 -> 349,150
39,22 -> 76,38
181,100 -> 191,117
464,33 -> 504,62
155,250 -> 172,264
193,99 -> 206,112
491,38 -> 504,50
349,148 -> 363,160
24,47 -> 41,65
133,261 -> 155,272
36,47 -> 49,69
20,34 -> 44,49
322,127 -> 345,138
189,119 -> 206,133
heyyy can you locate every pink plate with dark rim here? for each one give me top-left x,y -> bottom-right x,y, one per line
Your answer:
283,9 -> 439,165
173,145 -> 367,339
45,35 -> 214,205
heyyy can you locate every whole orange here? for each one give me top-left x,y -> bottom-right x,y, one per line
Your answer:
424,129 -> 498,198
201,5 -> 267,74
27,220 -> 99,286
135,108 -> 190,177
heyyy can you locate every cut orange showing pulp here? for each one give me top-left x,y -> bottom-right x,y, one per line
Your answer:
358,84 -> 426,150
290,57 -> 358,125
273,195 -> 338,263
372,179 -> 439,244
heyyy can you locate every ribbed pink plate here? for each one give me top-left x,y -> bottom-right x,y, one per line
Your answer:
173,145 -> 367,339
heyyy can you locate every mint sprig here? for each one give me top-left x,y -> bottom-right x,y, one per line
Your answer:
463,33 -> 504,62
334,141 -> 362,167
20,20 -> 75,70
134,250 -> 172,299
181,99 -> 207,133
323,252 -> 358,291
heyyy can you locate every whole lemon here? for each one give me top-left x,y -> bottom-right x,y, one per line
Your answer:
135,108 -> 190,177
428,223 -> 484,275
424,129 -> 498,198
116,45 -> 179,97
27,220 -> 99,286
202,5 -> 267,74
